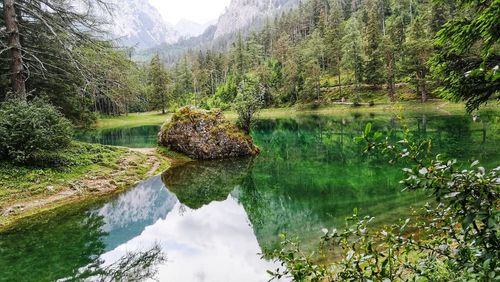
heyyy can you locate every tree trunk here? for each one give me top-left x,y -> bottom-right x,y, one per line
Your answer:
418,70 -> 427,103
161,94 -> 166,114
421,78 -> 427,103
4,0 -> 26,100
388,79 -> 395,102
338,69 -> 342,97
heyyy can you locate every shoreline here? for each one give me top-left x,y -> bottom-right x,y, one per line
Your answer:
95,100 -> 500,129
0,147 -> 184,233
3,101 -> 498,232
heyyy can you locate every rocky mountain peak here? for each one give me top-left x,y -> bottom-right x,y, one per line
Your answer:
104,0 -> 180,50
213,0 -> 299,39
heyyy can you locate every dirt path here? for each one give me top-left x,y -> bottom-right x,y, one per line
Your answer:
1,149 -> 166,229
130,148 -> 162,176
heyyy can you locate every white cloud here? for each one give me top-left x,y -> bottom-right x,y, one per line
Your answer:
149,0 -> 231,25
100,197 -> 284,281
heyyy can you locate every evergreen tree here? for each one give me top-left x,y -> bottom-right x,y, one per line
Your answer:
148,54 -> 170,114
341,17 -> 364,87
302,30 -> 325,101
325,0 -> 344,92
381,35 -> 397,101
405,15 -> 433,102
363,0 -> 385,86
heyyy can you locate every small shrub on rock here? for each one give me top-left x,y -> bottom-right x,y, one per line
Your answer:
0,99 -> 73,164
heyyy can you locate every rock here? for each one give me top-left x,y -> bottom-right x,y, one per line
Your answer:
157,107 -> 259,160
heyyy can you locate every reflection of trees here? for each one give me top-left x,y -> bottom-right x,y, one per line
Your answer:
161,158 -> 255,209
68,244 -> 166,282
244,116 -> 426,251
75,126 -> 161,148
245,114 -> 497,253
413,115 -> 472,157
0,211 -> 107,282
0,205 -> 166,282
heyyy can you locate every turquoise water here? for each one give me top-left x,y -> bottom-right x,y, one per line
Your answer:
1,112 -> 498,281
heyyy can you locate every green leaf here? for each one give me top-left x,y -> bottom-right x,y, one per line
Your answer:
364,123 -> 372,136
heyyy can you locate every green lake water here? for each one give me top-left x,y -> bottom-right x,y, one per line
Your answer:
1,112 -> 498,281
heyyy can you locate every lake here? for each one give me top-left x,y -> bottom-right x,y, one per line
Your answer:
1,112 -> 498,281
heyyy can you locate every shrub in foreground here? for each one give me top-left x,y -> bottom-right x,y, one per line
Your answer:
0,99 -> 73,164
267,124 -> 499,281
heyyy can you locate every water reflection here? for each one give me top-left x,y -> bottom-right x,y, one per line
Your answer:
98,176 -> 177,252
97,174 -> 281,282
161,158 -> 254,209
2,113 -> 498,281
64,244 -> 166,282
75,126 -> 161,148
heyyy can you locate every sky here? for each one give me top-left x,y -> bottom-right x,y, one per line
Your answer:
149,0 -> 231,25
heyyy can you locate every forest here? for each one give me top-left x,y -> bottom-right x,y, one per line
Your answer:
1,0 -> 498,127
0,0 -> 498,281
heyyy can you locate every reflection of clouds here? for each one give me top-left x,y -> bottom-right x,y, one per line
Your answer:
100,194 -> 285,282
97,176 -> 177,251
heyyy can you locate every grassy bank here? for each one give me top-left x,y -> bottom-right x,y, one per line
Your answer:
97,101 -> 476,129
0,142 -> 171,231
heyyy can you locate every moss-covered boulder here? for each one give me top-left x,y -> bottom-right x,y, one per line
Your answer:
157,107 -> 259,160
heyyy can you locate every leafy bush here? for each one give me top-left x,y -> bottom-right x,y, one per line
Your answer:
209,75 -> 238,110
234,75 -> 265,134
267,124 -> 499,281
0,99 -> 73,164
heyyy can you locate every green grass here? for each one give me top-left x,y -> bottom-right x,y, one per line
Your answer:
95,101 -> 480,129
96,111 -> 172,129
0,141 -> 174,229
0,142 -> 125,205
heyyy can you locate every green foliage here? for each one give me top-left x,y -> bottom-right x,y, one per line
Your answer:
0,99 -> 72,164
148,54 -> 171,114
342,17 -> 364,86
234,75 -> 265,134
0,1 -> 145,126
363,0 -> 385,85
431,0 -> 500,111
267,124 -> 499,281
147,0 -> 489,110
209,75 -> 238,110
79,43 -> 151,116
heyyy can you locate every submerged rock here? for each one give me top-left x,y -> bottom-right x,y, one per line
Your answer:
157,107 -> 259,160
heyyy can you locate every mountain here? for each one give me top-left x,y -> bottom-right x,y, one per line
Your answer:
174,19 -> 217,38
104,0 -> 180,50
213,0 -> 300,39
136,0 -> 300,61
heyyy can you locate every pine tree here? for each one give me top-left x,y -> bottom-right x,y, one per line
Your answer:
341,17 -> 364,87
148,54 -> 170,114
1,0 -> 109,101
405,15 -> 433,102
326,0 -> 344,92
363,0 -> 385,85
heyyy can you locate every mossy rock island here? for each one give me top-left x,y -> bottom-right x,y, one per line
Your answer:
157,107 -> 259,160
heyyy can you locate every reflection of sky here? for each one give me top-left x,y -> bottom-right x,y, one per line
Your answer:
98,177 -> 284,282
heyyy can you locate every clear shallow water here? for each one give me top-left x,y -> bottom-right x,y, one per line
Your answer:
1,112 -> 498,282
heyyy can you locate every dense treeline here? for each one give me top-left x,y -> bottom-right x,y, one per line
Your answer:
1,0 -> 498,127
159,0 -> 458,111
0,0 -> 154,125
